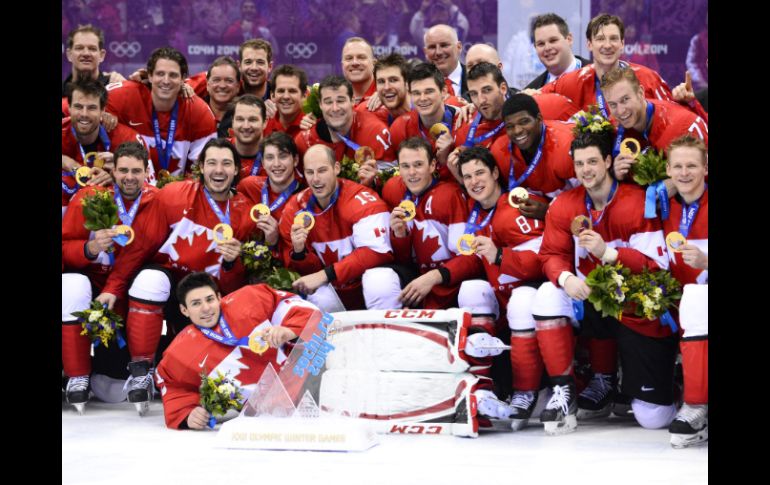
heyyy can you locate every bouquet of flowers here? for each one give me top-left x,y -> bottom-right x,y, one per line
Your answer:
301,83 -> 323,118
570,105 -> 615,136
625,267 -> 682,320
71,300 -> 126,348
81,190 -> 119,232
338,154 -> 360,182
376,166 -> 400,187
241,240 -> 300,291
199,370 -> 244,428
584,263 -> 631,319
631,148 -> 668,187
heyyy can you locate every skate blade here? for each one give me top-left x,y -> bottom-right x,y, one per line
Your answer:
510,418 -> 530,431
71,402 -> 86,415
576,406 -> 611,420
134,401 -> 150,417
670,428 -> 708,449
543,415 -> 577,435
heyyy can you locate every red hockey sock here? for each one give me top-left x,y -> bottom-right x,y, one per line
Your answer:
62,322 -> 92,377
681,338 -> 708,405
535,318 -> 575,377
470,315 -> 496,335
127,299 -> 164,362
510,332 -> 543,391
588,338 -> 618,374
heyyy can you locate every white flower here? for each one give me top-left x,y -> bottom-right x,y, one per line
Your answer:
88,311 -> 103,322
611,273 -> 625,287
217,383 -> 235,395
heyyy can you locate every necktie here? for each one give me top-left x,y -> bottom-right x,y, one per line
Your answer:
444,78 -> 456,97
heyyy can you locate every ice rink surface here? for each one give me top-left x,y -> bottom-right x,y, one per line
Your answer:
63,400 -> 707,485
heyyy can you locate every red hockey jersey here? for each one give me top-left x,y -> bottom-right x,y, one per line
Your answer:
105,80 -> 217,176
61,184 -> 158,289
263,110 -> 304,140
102,180 -> 255,298
388,108 -> 466,156
533,92 -> 580,122
155,284 -> 317,429
61,117 -> 148,207
454,114 -> 506,150
236,176 -> 304,228
466,194 -> 546,304
382,178 -> 483,307
541,62 -> 673,111
279,179 -> 393,295
540,183 -> 671,337
663,190 -> 708,286
294,111 -> 396,168
489,120 -> 577,199
617,99 -> 708,152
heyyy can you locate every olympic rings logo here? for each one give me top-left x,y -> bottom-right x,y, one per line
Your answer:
109,41 -> 142,59
285,42 -> 318,59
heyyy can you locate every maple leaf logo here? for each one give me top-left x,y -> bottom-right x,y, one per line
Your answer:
159,218 -> 222,272
235,348 -> 274,387
319,245 -> 340,265
413,222 -> 444,263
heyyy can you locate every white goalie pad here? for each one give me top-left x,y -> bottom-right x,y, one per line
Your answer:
319,369 -> 486,438
325,308 -> 473,373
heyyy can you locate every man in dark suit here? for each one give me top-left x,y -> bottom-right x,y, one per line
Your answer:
525,13 -> 591,90
423,24 -> 468,98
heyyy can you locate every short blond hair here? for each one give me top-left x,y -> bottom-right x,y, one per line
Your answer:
667,135 -> 707,165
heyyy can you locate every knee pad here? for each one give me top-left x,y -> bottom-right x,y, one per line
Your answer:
307,284 -> 346,313
679,284 -> 708,339
128,269 -> 171,303
531,282 -> 576,323
506,286 -> 537,331
362,267 -> 402,310
62,273 -> 92,322
631,399 -> 677,429
458,280 -> 499,318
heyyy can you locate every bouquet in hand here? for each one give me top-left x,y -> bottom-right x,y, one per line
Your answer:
199,370 -> 244,428
301,83 -> 323,118
626,268 -> 682,320
338,154 -> 361,182
376,167 -> 400,188
631,148 -> 668,186
81,190 -> 119,232
585,263 -> 631,319
71,300 -> 125,348
241,240 -> 300,291
570,105 -> 615,136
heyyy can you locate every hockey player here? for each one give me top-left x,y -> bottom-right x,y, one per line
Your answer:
360,53 -> 411,126
600,67 -> 708,184
95,138 -> 254,415
540,14 -> 674,114
62,141 -> 158,413
533,130 -> 674,435
237,132 -> 305,249
263,64 -> 308,139
662,135 -> 708,448
378,136 -> 482,310
155,272 -> 321,429
228,95 -> 267,179
279,145 -> 394,312
294,75 -> 396,185
62,79 -> 147,215
489,93 -> 578,220
454,146 -> 548,430
105,47 -> 217,177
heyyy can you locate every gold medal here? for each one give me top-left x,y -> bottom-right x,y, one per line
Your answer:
212,223 -> 233,242
248,332 -> 269,355
84,151 -> 105,168
75,166 -> 92,186
158,169 -> 171,179
399,200 -> 416,221
619,138 -> 641,157
114,225 -> 135,245
457,234 -> 475,255
570,215 -> 592,236
508,187 -> 530,208
429,123 -> 450,140
293,211 -> 315,230
666,231 -> 687,253
250,203 -> 270,222
354,146 -> 376,164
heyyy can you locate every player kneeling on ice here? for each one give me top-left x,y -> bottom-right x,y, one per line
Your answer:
154,272 -> 320,429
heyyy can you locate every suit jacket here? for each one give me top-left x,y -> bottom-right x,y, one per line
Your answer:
525,55 -> 592,90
